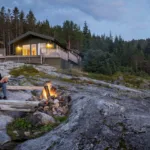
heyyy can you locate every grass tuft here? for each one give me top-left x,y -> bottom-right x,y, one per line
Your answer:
10,65 -> 39,77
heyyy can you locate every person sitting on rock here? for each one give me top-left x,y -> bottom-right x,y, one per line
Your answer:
0,73 -> 8,100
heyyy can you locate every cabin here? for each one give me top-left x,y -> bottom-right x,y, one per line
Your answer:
0,31 -> 81,69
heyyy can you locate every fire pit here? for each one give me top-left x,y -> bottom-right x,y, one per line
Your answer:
5,82 -> 71,142
35,81 -> 71,117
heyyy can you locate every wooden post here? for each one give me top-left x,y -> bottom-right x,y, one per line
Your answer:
41,54 -> 43,64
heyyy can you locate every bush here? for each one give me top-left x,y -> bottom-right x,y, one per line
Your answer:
7,118 -> 32,130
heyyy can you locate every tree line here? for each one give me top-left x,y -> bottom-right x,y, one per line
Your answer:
0,6 -> 150,75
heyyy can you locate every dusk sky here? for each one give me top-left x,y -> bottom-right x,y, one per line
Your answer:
0,0 -> 150,40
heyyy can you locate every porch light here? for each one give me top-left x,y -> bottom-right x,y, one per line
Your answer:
16,46 -> 22,51
46,43 -> 53,49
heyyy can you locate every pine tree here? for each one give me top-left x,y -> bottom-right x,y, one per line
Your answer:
38,19 -> 51,35
5,8 -> 12,54
26,10 -> 36,31
0,7 -> 6,48
19,10 -> 25,35
82,21 -> 91,52
13,7 -> 19,37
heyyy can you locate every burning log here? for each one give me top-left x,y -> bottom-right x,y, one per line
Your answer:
44,85 -> 50,99
40,82 -> 57,100
36,82 -> 72,116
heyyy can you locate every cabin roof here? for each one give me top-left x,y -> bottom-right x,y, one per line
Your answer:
9,31 -> 68,51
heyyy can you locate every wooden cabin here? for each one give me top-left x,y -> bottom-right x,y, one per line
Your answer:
3,31 -> 81,68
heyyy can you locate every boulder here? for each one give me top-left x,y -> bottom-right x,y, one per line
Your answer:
29,111 -> 55,126
0,115 -> 14,130
16,86 -> 150,150
139,82 -> 150,89
0,130 -> 11,145
24,132 -> 31,137
17,75 -> 25,80
44,106 -> 50,111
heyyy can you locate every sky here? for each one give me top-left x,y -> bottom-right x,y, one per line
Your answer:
0,0 -> 150,40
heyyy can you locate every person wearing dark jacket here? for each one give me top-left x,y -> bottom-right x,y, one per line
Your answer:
0,73 -> 7,100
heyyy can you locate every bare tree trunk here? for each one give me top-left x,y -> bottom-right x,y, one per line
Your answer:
3,30 -> 5,49
44,85 -> 50,98
8,30 -> 11,55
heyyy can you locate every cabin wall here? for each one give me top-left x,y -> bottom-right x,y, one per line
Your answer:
0,48 -> 6,56
42,57 -> 70,69
13,36 -> 57,56
42,57 -> 61,68
13,36 -> 69,59
4,56 -> 41,64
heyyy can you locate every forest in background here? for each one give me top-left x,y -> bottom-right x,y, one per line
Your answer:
0,6 -> 150,75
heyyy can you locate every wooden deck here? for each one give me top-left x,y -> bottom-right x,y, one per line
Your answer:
1,56 -> 42,64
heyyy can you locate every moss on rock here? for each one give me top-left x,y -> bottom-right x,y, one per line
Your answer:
10,65 -> 39,77
7,116 -> 67,141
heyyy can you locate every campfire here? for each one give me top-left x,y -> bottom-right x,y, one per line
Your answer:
36,82 -> 71,117
3,82 -> 71,143
41,82 -> 58,100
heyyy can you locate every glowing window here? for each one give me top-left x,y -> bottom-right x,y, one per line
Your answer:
31,44 -> 37,56
22,45 -> 30,56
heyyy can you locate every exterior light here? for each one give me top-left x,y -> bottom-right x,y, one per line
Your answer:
46,43 -> 53,49
16,46 -> 22,51
15,46 -> 22,55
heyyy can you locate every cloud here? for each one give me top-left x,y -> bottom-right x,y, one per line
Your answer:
12,1 -> 19,6
37,6 -> 88,26
47,0 -> 127,21
1,0 -> 150,40
23,0 -> 33,5
25,0 -> 126,21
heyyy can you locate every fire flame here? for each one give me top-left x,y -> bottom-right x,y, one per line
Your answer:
42,82 -> 57,100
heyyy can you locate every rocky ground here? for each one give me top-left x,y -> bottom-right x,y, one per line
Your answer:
0,62 -> 150,150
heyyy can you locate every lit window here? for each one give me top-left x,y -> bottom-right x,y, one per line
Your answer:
22,45 -> 30,56
31,44 -> 37,56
